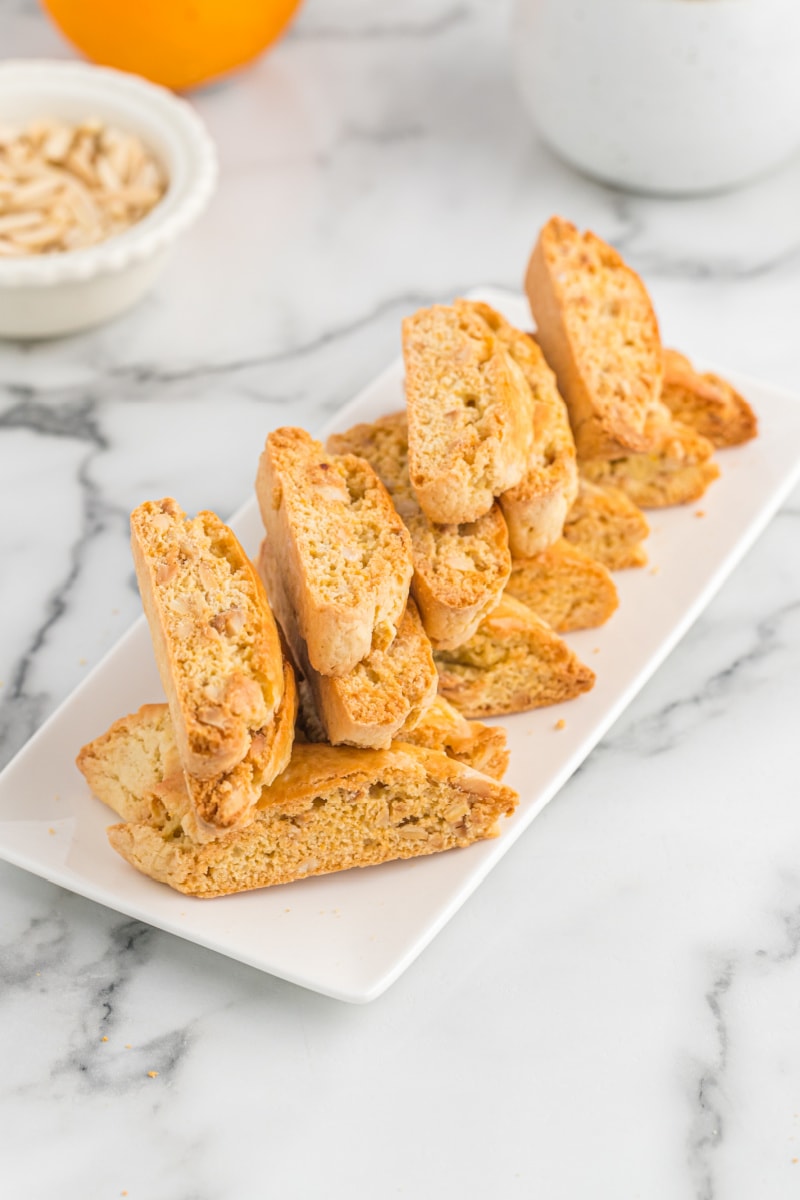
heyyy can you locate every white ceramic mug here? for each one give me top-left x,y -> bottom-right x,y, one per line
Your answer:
512,0 -> 800,194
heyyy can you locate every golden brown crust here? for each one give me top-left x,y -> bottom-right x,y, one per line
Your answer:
563,479 -> 649,570
506,539 -> 618,632
129,498 -> 287,831
403,303 -> 534,524
104,742 -> 519,897
434,594 -> 595,718
580,412 -> 720,508
454,300 -> 579,557
255,427 -> 414,677
401,695 -> 510,781
328,412 -> 511,649
76,657 -> 298,842
526,216 -> 664,459
662,349 -> 758,448
257,540 -> 437,749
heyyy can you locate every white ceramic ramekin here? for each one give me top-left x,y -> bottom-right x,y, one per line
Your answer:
0,59 -> 217,338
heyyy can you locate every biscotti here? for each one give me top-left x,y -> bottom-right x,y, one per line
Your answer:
434,594 -> 595,718
328,412 -> 511,649
454,300 -> 579,557
580,413 -> 720,508
526,216 -> 664,460
400,695 -> 510,781
403,303 -> 533,524
563,479 -> 649,570
258,540 -> 437,749
505,539 -> 618,633
662,349 -> 757,448
104,742 -> 519,897
129,498 -> 288,832
77,659 -> 298,842
255,427 -> 414,677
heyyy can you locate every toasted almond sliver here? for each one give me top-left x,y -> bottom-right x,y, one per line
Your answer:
11,175 -> 63,206
42,125 -> 74,164
0,210 -> 44,234
11,221 -> 66,248
0,236 -> 28,256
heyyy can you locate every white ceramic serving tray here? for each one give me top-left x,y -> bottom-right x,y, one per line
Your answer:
1,289 -> 799,1003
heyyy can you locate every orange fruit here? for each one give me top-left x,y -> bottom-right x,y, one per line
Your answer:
42,0 -> 303,92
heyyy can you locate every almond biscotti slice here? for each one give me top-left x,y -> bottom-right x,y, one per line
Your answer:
400,695 -> 510,781
505,539 -> 618,633
130,499 -> 288,832
258,540 -> 437,749
328,412 -> 511,650
403,302 -> 533,524
76,658 -> 298,842
563,479 -> 649,570
526,216 -> 664,460
580,411 -> 720,508
255,427 -> 414,678
103,742 -> 518,897
434,594 -> 595,718
662,349 -> 757,448
454,300 -> 579,557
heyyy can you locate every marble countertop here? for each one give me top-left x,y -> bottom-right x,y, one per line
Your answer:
3,2 -> 800,1197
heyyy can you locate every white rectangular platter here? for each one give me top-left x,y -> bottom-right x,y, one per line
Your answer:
1,288 -> 799,1003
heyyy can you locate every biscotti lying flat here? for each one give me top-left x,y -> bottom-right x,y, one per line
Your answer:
258,540 -> 437,749
101,740 -> 518,897
454,299 -> 579,558
328,412 -> 511,649
580,412 -> 720,508
130,499 -> 290,832
505,539 -> 618,633
563,479 -> 649,570
662,349 -> 757,448
403,303 -> 533,524
526,216 -> 664,460
256,427 -> 414,677
401,695 -> 510,781
434,594 -> 595,718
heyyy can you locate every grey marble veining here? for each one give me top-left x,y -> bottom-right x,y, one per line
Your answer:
2,1 -> 800,1197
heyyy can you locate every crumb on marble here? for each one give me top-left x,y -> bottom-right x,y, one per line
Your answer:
112,608 -> 119,615
147,1070 -> 159,1079
125,1043 -> 132,1049
284,907 -> 291,913
48,827 -> 55,835
650,566 -> 660,576
101,1036 -> 108,1043
695,510 -> 705,518
78,657 -> 87,666
592,647 -> 600,655
554,719 -> 566,731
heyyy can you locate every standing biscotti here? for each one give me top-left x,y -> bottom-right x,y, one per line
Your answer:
403,303 -> 533,524
454,299 -> 579,557
526,216 -> 664,460
129,499 -> 290,833
257,540 -> 437,749
328,412 -> 511,649
256,427 -> 414,677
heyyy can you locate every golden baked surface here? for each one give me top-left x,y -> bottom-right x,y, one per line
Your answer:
564,479 -> 650,570
455,300 -> 579,559
329,411 -> 511,649
662,349 -> 758,448
526,216 -> 664,459
129,498 -> 287,831
506,539 -> 618,633
403,303 -> 533,524
256,427 -> 414,677
434,594 -> 595,718
104,742 -> 518,897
